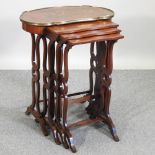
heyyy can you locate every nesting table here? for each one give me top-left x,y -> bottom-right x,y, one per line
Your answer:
20,6 -> 124,153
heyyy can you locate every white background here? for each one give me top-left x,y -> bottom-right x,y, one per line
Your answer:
0,0 -> 155,70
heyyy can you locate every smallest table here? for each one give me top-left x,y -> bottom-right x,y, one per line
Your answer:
20,6 -> 124,153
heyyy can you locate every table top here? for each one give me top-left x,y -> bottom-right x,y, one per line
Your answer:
20,5 -> 114,26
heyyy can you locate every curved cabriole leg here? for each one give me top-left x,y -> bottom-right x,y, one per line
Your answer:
97,40 -> 119,142
25,33 -> 48,136
62,45 -> 77,153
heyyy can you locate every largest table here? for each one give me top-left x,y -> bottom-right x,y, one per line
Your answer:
20,5 -> 124,153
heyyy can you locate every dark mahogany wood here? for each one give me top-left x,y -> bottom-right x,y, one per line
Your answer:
21,13 -> 123,152
61,28 -> 121,40
68,117 -> 103,129
25,34 -> 49,136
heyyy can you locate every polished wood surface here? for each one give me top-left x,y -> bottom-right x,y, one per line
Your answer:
60,28 -> 121,39
21,6 -> 124,153
22,20 -> 119,34
48,20 -> 118,34
46,20 -> 123,45
20,5 -> 114,26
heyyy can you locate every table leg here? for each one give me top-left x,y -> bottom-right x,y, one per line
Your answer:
62,45 -> 77,153
86,42 -> 106,118
54,41 -> 64,145
25,34 -> 49,136
53,42 -> 77,152
42,38 -> 60,143
86,41 -> 119,141
100,40 -> 119,141
88,43 -> 94,96
25,34 -> 36,114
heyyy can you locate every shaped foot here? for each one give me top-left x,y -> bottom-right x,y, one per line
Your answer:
100,114 -> 119,142
25,107 -> 31,115
64,129 -> 77,153
54,122 -> 77,152
106,115 -> 119,142
40,119 -> 49,136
